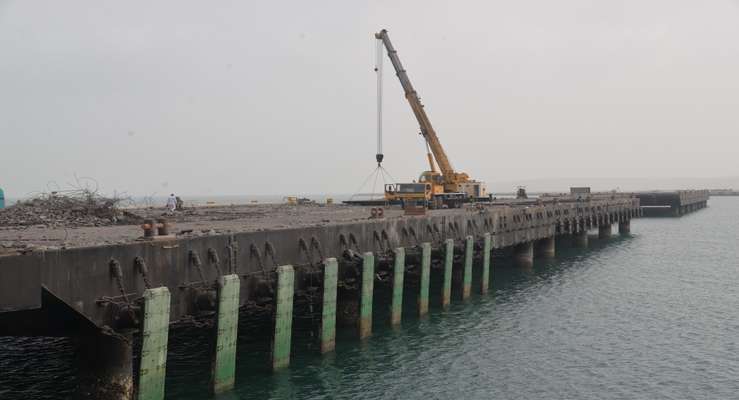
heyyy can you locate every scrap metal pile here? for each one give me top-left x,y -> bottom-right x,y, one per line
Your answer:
0,191 -> 138,228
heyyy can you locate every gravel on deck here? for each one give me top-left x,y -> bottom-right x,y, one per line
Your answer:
0,204 -> 406,255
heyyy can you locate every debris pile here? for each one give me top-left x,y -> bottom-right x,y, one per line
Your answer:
0,191 -> 139,228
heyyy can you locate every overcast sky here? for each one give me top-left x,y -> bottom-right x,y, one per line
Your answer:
2,1 -> 739,197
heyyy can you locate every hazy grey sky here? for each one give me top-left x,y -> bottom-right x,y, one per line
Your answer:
2,0 -> 739,196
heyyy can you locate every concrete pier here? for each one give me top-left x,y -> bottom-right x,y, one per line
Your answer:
574,230 -> 588,248
598,224 -> 612,239
514,242 -> 534,267
536,236 -> 555,258
619,220 -> 631,235
0,191 -> 643,398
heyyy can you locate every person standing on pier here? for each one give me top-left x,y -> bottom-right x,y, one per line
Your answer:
166,193 -> 177,212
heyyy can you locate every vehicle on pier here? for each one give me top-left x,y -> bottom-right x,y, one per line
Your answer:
375,29 -> 488,209
384,182 -> 466,209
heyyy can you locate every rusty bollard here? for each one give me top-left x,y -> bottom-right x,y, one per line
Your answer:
157,218 -> 169,236
143,219 -> 157,238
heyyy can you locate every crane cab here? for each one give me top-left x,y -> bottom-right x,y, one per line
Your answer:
418,171 -> 445,195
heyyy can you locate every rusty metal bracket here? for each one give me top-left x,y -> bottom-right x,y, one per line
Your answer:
372,230 -> 385,253
310,236 -> 324,262
227,235 -> 238,274
108,259 -> 131,305
134,257 -> 153,289
190,250 -> 207,282
207,248 -> 222,276
264,242 -> 278,267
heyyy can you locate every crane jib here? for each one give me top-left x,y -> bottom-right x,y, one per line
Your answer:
376,29 -> 455,178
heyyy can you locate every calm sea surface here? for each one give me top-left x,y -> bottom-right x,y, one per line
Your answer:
2,197 -> 738,399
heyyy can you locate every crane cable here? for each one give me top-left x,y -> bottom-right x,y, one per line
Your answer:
348,37 -> 394,202
375,37 -> 384,166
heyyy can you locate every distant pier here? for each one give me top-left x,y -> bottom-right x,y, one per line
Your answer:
636,190 -> 709,217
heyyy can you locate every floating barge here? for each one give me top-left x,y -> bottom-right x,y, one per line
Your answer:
1,192 -> 642,399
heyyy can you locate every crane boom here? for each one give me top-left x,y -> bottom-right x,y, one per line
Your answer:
375,29 -> 456,181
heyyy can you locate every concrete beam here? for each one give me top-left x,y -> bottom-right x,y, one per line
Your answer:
137,287 -> 171,400
272,265 -> 294,370
418,242 -> 431,316
481,233 -> 491,295
320,258 -> 338,354
463,236 -> 473,300
442,239 -> 454,309
359,252 -> 374,339
390,248 -> 405,326
212,275 -> 240,394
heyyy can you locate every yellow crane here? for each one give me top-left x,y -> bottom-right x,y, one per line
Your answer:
375,29 -> 487,208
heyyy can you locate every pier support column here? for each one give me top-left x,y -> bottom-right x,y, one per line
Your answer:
442,239 -> 454,309
481,233 -> 491,295
574,230 -> 588,248
320,258 -> 338,353
418,242 -> 431,317
618,220 -> 631,235
212,275 -> 240,394
598,224 -> 612,239
359,252 -> 374,339
138,287 -> 171,400
513,242 -> 534,267
536,236 -> 555,258
76,330 -> 133,400
463,236 -> 473,300
272,265 -> 294,370
391,248 -> 405,326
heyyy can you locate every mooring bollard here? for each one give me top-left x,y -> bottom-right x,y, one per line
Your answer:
212,275 -> 240,394
463,236 -> 473,300
320,258 -> 338,353
272,265 -> 294,370
359,252 -> 374,339
442,239 -> 454,308
418,242 -> 431,316
391,247 -> 405,326
481,233 -> 491,294
137,287 -> 171,400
